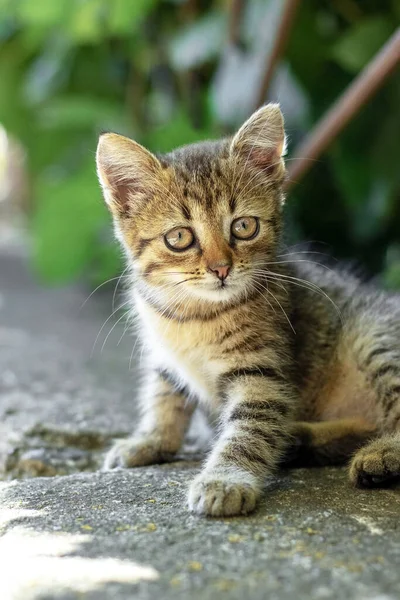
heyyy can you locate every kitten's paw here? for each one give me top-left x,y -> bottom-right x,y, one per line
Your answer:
104,437 -> 164,470
349,436 -> 400,487
188,470 -> 260,517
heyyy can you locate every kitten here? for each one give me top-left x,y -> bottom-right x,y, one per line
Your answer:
96,104 -> 400,517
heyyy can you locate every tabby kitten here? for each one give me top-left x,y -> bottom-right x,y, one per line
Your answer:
96,104 -> 400,517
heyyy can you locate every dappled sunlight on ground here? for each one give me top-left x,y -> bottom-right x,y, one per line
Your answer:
0,484 -> 158,600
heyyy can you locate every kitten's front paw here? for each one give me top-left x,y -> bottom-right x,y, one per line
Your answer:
188,471 -> 260,517
104,437 -> 163,470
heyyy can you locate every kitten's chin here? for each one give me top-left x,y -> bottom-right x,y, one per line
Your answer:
188,284 -> 244,303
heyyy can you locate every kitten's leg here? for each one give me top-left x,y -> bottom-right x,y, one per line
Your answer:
104,371 -> 196,469
188,369 -> 296,517
348,334 -> 400,486
284,419 -> 376,467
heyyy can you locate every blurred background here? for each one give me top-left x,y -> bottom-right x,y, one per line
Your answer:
0,0 -> 399,287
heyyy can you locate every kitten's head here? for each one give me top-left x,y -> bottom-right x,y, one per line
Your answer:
96,104 -> 286,308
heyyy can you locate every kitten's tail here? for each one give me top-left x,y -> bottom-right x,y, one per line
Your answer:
282,419 -> 377,467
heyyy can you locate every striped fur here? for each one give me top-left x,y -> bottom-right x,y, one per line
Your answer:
97,104 -> 400,517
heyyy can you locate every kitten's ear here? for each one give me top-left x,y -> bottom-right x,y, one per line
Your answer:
96,133 -> 162,214
230,103 -> 286,178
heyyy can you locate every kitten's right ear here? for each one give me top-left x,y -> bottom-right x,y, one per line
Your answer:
96,133 -> 162,214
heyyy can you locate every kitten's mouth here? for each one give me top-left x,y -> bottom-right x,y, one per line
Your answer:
189,279 -> 242,303
215,279 -> 231,291
203,279 -> 230,291
203,280 -> 232,293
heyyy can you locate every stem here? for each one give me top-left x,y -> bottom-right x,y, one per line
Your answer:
286,28 -> 400,191
254,0 -> 301,109
228,0 -> 246,46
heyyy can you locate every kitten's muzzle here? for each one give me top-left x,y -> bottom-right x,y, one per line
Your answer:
207,263 -> 231,283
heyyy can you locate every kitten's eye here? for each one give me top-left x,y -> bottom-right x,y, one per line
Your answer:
231,217 -> 259,240
165,227 -> 194,251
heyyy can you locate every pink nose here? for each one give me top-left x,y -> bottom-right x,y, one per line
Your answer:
209,264 -> 231,281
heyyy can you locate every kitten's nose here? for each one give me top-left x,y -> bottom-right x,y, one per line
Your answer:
209,264 -> 231,281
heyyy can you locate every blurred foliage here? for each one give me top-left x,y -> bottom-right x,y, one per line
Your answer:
0,0 -> 399,285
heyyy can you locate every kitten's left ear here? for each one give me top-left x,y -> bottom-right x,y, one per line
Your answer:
230,103 -> 286,179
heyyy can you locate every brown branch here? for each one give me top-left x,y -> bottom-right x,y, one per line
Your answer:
286,28 -> 400,191
254,0 -> 301,109
228,0 -> 246,46
179,0 -> 203,128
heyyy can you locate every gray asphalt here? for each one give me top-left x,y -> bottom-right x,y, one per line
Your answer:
1,251 -> 400,599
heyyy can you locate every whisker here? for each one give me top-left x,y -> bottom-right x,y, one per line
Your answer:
80,275 -> 131,310
253,279 -> 296,335
252,281 -> 276,315
117,312 -> 135,346
248,260 -> 342,321
264,271 -> 343,323
112,265 -> 130,313
101,307 -> 130,354
277,250 -> 336,261
259,258 -> 337,274
172,277 -> 201,288
91,299 -> 131,358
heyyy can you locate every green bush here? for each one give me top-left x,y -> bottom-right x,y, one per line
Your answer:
0,0 -> 399,285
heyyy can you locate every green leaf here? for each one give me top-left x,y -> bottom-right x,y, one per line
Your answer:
32,159 -> 109,282
67,0 -> 104,44
331,17 -> 395,73
146,110 -> 215,153
383,245 -> 400,290
91,241 -> 123,285
107,0 -> 158,36
351,179 -> 391,243
38,95 -> 124,131
0,47 -> 33,141
370,78 -> 400,183
23,39 -> 72,105
286,3 -> 327,92
15,0 -> 71,27
332,142 -> 391,243
330,143 -> 371,209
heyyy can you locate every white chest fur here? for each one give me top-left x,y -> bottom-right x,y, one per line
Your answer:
134,294 -> 224,405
